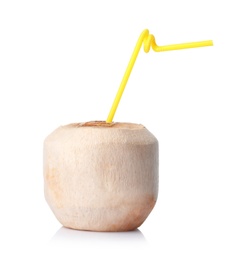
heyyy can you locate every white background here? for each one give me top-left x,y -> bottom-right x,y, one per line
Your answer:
0,0 -> 236,259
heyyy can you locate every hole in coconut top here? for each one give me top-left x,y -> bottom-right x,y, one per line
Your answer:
67,121 -> 144,129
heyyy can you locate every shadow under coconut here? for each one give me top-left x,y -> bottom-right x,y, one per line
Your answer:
51,226 -> 147,247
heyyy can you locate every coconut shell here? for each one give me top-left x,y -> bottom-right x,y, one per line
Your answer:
44,121 -> 158,231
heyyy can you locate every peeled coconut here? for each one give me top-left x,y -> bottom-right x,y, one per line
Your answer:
43,121 -> 158,231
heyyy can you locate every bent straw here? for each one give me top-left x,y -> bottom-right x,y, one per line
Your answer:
106,29 -> 213,123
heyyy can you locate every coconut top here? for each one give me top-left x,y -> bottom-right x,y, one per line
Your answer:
67,121 -> 145,129
45,121 -> 157,146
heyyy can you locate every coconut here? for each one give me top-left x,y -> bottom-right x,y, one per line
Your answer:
43,121 -> 158,231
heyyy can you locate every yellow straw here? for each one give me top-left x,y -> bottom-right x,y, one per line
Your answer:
106,29 -> 213,123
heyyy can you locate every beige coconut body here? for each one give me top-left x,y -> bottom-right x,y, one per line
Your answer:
44,121 -> 158,231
